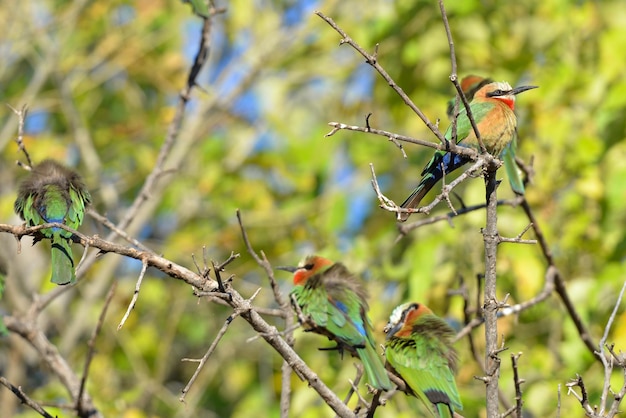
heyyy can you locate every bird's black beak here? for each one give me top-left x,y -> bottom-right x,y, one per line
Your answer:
511,85 -> 538,95
276,265 -> 298,273
383,322 -> 401,339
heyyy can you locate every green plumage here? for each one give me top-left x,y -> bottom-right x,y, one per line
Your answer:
289,257 -> 392,390
385,303 -> 462,417
14,160 -> 91,285
502,137 -> 525,195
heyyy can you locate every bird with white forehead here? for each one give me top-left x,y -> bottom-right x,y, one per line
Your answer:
384,302 -> 463,417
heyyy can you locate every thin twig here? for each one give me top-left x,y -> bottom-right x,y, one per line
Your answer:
115,9 -> 216,234
118,259 -> 149,330
566,375 -> 594,415
87,209 -> 154,252
498,223 -> 536,244
364,113 -> 407,159
77,282 -> 117,411
520,199 -> 599,360
315,11 -> 447,145
3,316 -> 102,417
325,121 -> 479,160
437,0 -> 486,153
397,195 -> 525,237
557,384 -> 561,418
365,389 -> 383,418
236,209 -> 296,417
7,104 -> 33,168
511,353 -> 524,418
597,278 -> 626,415
414,158 -> 488,217
0,377 -> 54,418
180,309 -> 245,402
370,158 -> 489,220
340,363 -> 364,414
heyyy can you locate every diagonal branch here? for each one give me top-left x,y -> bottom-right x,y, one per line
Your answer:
315,11 -> 446,145
0,377 -> 54,418
77,282 -> 117,412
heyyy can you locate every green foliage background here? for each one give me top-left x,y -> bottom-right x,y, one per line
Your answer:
1,0 -> 625,417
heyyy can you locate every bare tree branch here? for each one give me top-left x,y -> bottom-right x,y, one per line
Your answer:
0,377 -> 54,418
3,316 -> 103,417
77,282 -> 117,412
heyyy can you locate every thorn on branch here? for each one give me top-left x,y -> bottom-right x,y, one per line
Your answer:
211,260 -> 229,297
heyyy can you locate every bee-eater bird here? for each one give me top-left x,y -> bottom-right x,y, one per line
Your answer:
385,302 -> 462,417
399,81 -> 537,221
14,160 -> 91,285
279,255 -> 392,391
448,75 -> 526,197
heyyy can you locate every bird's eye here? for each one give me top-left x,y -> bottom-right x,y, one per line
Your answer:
304,263 -> 315,270
488,89 -> 503,97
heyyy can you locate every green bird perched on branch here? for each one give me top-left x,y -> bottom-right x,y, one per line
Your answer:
385,302 -> 463,417
399,81 -> 537,221
279,255 -> 392,391
14,160 -> 91,285
447,75 -> 527,197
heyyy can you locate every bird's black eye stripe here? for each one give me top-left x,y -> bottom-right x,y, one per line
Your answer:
487,88 -> 514,97
304,263 -> 315,270
403,303 -> 420,320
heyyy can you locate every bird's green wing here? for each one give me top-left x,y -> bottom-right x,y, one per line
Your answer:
319,283 -> 391,390
67,186 -> 89,228
291,285 -> 327,327
413,101 -> 495,182
446,101 -> 494,146
387,336 -> 462,413
292,283 -> 370,347
325,287 -> 371,347
291,274 -> 391,390
19,195 -> 50,236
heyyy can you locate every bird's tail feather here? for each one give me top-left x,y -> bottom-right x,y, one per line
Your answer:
398,179 -> 436,221
399,152 -> 469,222
502,142 -> 525,195
435,402 -> 455,418
357,343 -> 392,391
51,235 -> 75,285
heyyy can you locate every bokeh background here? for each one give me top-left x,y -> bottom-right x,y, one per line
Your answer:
1,0 -> 625,416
